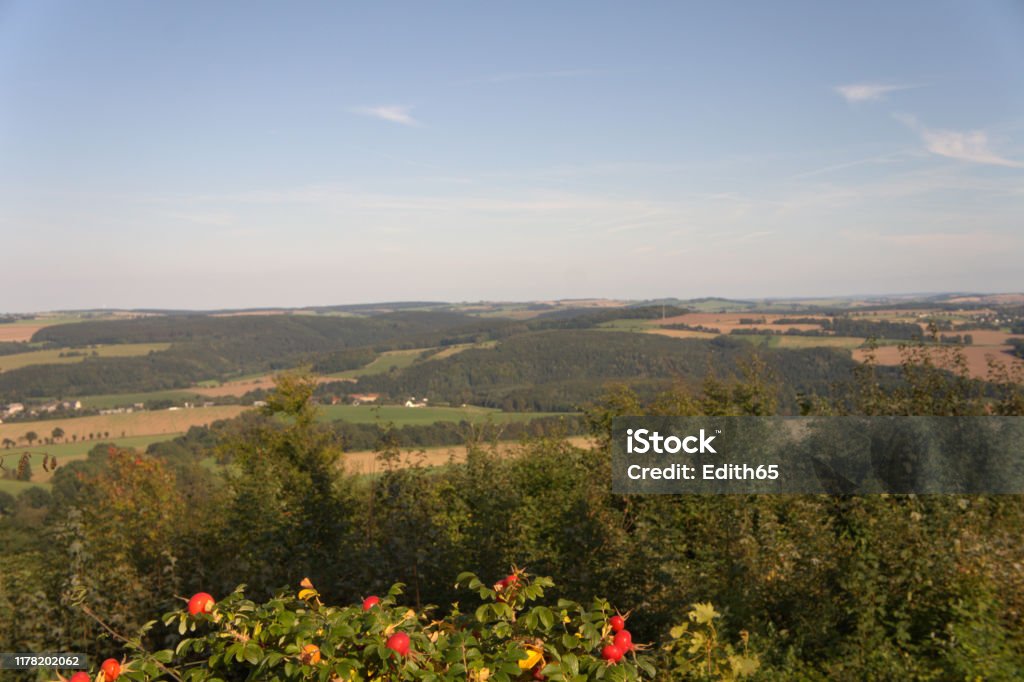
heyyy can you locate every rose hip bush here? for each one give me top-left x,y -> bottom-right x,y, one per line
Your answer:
64,570 -> 757,681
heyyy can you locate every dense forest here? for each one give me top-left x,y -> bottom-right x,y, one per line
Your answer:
351,332 -> 864,411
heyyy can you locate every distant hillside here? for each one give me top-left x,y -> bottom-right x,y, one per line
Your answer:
352,330 -> 861,412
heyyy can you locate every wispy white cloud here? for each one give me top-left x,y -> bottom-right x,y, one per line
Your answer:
895,114 -> 1023,168
352,105 -> 421,127
835,83 -> 915,102
920,129 -> 1023,168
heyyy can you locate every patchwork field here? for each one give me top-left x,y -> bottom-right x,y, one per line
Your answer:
656,312 -> 830,334
0,343 -> 171,372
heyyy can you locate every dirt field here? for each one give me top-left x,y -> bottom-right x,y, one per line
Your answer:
0,405 -> 248,445
853,344 -> 1024,379
0,325 -> 45,342
192,374 -> 351,397
340,436 -> 595,476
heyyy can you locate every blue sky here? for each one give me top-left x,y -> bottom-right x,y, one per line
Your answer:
1,1 -> 1022,311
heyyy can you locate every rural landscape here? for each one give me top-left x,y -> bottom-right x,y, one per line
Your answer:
4,1 -> 1024,679
2,294 -> 1024,680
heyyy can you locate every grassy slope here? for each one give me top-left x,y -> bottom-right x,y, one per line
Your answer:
0,343 -> 172,372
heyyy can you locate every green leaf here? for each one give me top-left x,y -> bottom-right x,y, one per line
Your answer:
561,652 -> 579,676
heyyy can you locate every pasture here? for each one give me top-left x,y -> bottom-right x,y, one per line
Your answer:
327,348 -> 427,379
0,433 -> 183,484
0,343 -> 171,373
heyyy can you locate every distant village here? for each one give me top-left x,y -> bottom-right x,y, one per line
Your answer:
0,399 -> 82,422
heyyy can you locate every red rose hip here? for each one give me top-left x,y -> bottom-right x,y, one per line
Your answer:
362,595 -> 381,611
187,592 -> 215,616
100,658 -> 120,681
601,644 -> 623,663
386,631 -> 410,656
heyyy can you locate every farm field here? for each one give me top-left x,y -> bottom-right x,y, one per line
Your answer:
656,312 -> 830,334
339,435 -> 594,476
0,477 -> 51,496
0,433 -> 183,485
192,373 -> 352,397
0,342 -> 171,372
645,328 -> 719,340
427,340 -> 498,360
77,389 -> 205,409
317,404 -> 570,426
854,342 -> 1024,379
596,319 -> 659,331
327,348 -> 428,379
0,405 -> 247,447
775,335 -> 865,349
0,314 -> 116,342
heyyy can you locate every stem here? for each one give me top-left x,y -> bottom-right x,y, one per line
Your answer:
79,604 -> 183,682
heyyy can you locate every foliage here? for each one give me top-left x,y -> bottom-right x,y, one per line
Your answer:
2,337 -> 1023,680
65,572 -> 756,682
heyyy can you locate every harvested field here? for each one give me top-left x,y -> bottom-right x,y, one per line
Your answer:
192,374 -> 350,397
853,344 -> 1024,379
340,436 -> 594,476
0,325 -> 45,342
0,405 -> 248,445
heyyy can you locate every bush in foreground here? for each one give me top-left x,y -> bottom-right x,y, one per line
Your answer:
62,571 -> 757,681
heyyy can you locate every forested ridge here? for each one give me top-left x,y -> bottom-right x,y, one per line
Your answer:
1,313 -> 865,406
353,332 -> 864,411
